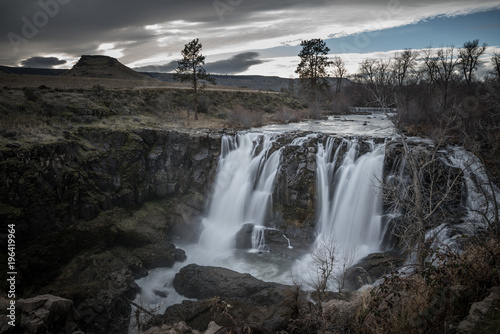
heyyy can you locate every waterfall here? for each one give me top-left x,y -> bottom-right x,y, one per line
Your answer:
315,137 -> 386,258
250,225 -> 268,252
426,146 -> 500,249
198,132 -> 281,255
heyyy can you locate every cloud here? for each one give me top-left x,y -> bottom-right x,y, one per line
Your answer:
134,52 -> 266,74
206,52 -> 266,74
134,60 -> 178,73
0,0 -> 499,73
19,56 -> 66,68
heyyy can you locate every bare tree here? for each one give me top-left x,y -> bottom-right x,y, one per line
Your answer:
458,39 -> 487,85
392,49 -> 419,87
309,239 -> 337,315
491,52 -> 500,82
385,113 -> 464,268
306,238 -> 357,313
433,46 -> 460,113
331,56 -> 347,94
357,58 -> 395,108
421,48 -> 439,85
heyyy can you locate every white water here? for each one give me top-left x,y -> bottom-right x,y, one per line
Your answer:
425,146 -> 500,250
132,133 -> 287,317
289,137 -> 387,290
315,138 -> 385,257
199,132 -> 281,255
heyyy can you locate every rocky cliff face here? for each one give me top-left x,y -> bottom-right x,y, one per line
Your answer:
0,127 -> 223,334
0,128 -> 222,246
272,135 -> 318,253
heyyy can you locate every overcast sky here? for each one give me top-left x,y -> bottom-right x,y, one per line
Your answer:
1,0 -> 500,77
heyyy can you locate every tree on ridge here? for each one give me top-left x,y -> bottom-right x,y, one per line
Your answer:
173,38 -> 216,120
295,38 -> 332,108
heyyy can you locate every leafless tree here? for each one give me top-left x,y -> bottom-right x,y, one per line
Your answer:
309,239 -> 337,315
491,52 -> 500,82
393,49 -> 420,87
357,58 -> 395,108
458,39 -> 487,85
384,113 -> 464,268
427,46 -> 461,114
421,48 -> 437,85
306,238 -> 357,314
331,56 -> 347,94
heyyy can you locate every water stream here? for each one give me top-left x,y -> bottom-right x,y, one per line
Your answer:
131,113 -> 497,325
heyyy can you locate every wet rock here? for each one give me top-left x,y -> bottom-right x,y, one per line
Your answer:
234,223 -> 306,258
344,251 -> 405,290
133,243 -> 186,269
234,223 -> 254,249
167,264 -> 307,331
273,136 -> 317,252
174,264 -> 288,304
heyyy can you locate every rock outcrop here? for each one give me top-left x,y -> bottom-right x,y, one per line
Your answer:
455,286 -> 500,334
0,128 -> 222,246
344,251 -> 405,290
273,134 -> 318,253
9,294 -> 79,334
165,264 -> 300,331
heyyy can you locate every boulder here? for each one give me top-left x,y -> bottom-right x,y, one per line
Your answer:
173,264 -> 287,305
455,286 -> 500,334
234,223 -> 306,259
234,223 -> 254,250
344,251 -> 405,290
16,294 -> 80,334
167,264 -> 301,331
133,243 -> 186,270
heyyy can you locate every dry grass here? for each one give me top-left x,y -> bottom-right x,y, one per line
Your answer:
0,79 -> 307,148
353,235 -> 500,334
0,73 -> 274,92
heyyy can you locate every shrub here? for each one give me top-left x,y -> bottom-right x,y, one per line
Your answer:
275,107 -> 300,124
23,87 -> 40,101
225,105 -> 263,128
355,235 -> 500,333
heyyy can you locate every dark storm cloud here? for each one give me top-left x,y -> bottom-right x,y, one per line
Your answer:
206,52 -> 266,74
20,56 -> 66,68
134,60 -> 178,73
1,0 -> 499,69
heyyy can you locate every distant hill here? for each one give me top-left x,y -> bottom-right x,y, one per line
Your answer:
142,72 -> 350,92
0,65 -> 65,76
0,56 -> 350,91
61,55 -> 154,81
142,72 -> 291,91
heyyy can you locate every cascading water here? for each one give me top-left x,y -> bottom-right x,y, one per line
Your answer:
198,132 -> 281,256
130,132 -> 286,329
291,136 -> 387,290
426,146 -> 500,248
315,137 -> 386,258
